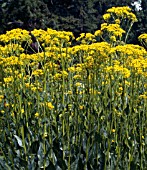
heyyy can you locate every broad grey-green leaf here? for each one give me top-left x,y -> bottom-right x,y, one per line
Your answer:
1,3 -> 7,8
0,157 -> 11,170
13,135 -> 23,147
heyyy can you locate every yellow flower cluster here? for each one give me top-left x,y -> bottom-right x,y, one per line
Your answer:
138,33 -> 147,42
46,102 -> 54,110
0,9 -> 146,168
71,42 -> 110,63
106,64 -> 130,79
31,28 -> 75,46
4,76 -> 14,84
1,56 -> 23,66
0,44 -> 24,56
32,69 -> 44,76
138,33 -> 147,48
106,6 -> 137,22
0,28 -> 30,43
0,7 -> 146,113
100,6 -> 138,44
110,44 -> 147,60
76,33 -> 96,44
101,23 -> 126,38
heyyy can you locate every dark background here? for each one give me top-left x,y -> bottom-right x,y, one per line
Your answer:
0,0 -> 147,44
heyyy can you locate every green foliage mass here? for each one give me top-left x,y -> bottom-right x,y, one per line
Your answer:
0,6 -> 147,169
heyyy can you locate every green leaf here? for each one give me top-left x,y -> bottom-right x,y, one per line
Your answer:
70,156 -> 79,170
13,135 -> 23,147
1,3 -> 7,8
0,156 -> 11,170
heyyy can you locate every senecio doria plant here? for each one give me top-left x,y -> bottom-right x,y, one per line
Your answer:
95,6 -> 138,45
0,6 -> 147,170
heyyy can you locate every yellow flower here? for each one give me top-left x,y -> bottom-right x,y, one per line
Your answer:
1,110 -> 5,114
32,69 -> 44,76
104,24 -> 126,37
115,19 -> 121,24
73,75 -> 82,79
119,87 -> 123,91
61,70 -> 68,77
101,23 -> 108,30
68,67 -> 76,72
79,105 -> 84,110
103,13 -> 111,21
139,95 -> 147,99
75,82 -> 82,87
4,103 -> 9,107
125,80 -> 130,86
85,33 -> 95,39
4,76 -> 14,84
31,86 -> 37,92
35,112 -> 39,118
97,91 -> 101,95
67,90 -> 72,95
94,30 -> 102,37
106,6 -> 137,22
46,102 -> 54,110
76,66 -> 83,73
138,33 -> 147,45
122,68 -> 130,78
25,83 -> 30,88
0,95 -> 4,102
54,73 -> 62,80
21,109 -> 24,114
76,32 -> 95,44
28,102 -> 32,106
142,136 -> 144,139
112,129 -> 116,133
110,36 -> 116,42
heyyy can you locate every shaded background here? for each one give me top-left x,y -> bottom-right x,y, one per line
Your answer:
0,0 -> 147,44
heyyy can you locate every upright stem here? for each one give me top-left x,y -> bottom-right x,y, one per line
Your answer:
125,22 -> 133,43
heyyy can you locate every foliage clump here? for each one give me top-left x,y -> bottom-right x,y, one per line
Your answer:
0,6 -> 147,170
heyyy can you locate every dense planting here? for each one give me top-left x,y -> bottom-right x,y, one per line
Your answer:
0,7 -> 146,170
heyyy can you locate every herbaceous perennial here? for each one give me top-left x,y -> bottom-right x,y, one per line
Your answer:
0,6 -> 146,170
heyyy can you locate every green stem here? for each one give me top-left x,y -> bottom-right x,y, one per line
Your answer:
125,22 -> 133,43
